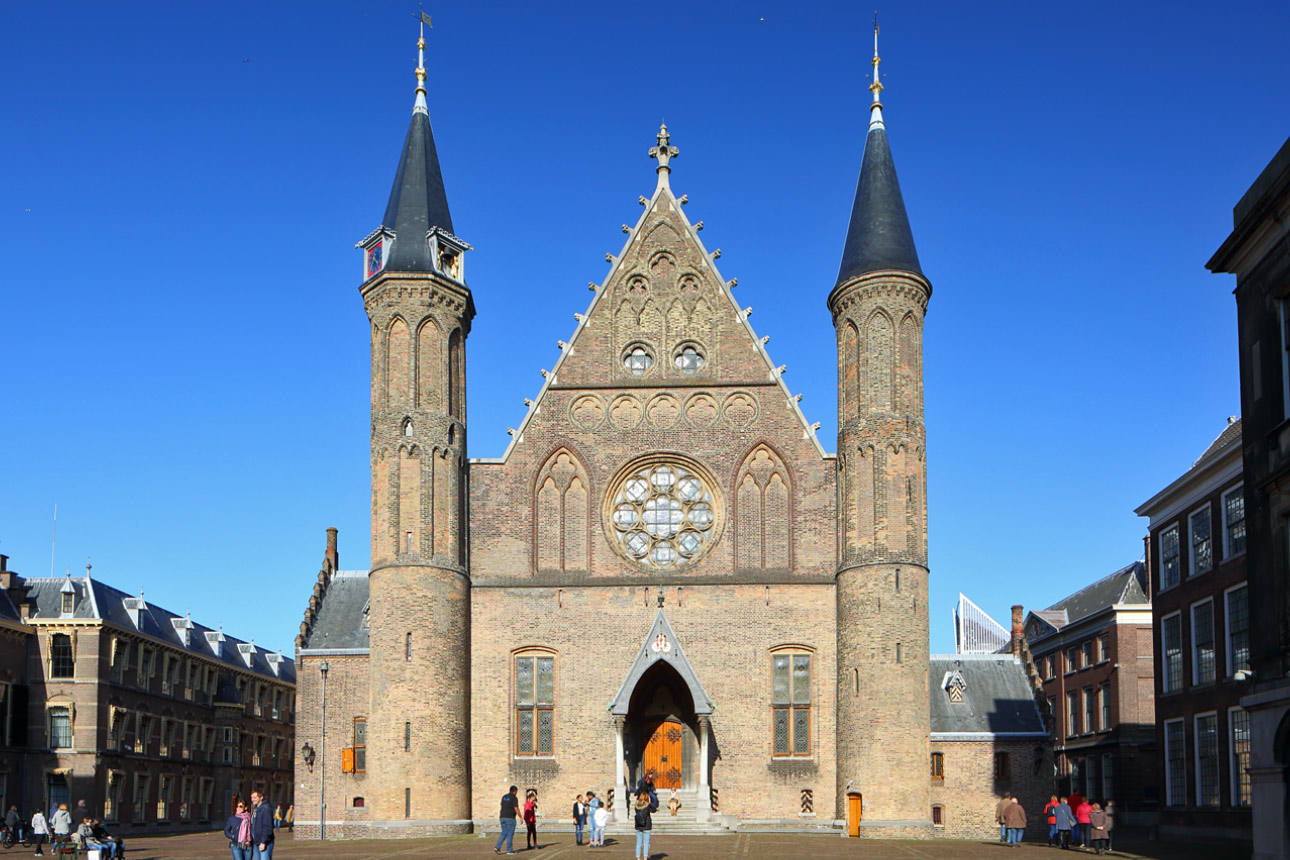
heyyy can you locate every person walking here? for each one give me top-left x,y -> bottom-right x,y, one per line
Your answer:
1043,795 -> 1060,846
1003,797 -> 1027,847
995,793 -> 1011,842
249,790 -> 274,860
30,808 -> 49,857
1053,797 -> 1075,849
494,786 -> 519,855
1074,797 -> 1092,848
572,795 -> 585,846
50,804 -> 72,847
1103,800 -> 1115,852
224,799 -> 253,860
273,805 -> 282,831
632,791 -> 653,860
1089,803 -> 1109,854
72,802 -> 90,830
592,802 -> 608,848
284,805 -> 294,832
522,792 -> 539,850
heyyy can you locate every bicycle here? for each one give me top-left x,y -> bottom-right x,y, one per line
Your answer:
1,825 -> 34,849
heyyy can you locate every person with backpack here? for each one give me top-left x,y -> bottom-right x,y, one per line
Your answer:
1043,795 -> 1060,846
632,791 -> 653,860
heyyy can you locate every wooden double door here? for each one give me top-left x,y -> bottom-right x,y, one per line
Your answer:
642,719 -> 684,789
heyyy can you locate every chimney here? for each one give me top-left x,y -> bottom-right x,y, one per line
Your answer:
1011,605 -> 1024,656
325,527 -> 339,574
0,554 -> 8,589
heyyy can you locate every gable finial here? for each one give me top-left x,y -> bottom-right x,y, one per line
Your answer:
413,7 -> 432,116
868,13 -> 885,130
648,123 -> 680,191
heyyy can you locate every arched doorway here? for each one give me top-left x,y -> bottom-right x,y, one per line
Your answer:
628,661 -> 697,791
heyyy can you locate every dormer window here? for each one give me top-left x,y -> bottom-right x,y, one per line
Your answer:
428,229 -> 471,282
61,592 -> 74,615
943,669 -> 967,704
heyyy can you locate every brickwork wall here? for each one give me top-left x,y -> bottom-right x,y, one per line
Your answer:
294,652 -> 369,839
929,739 -> 1051,840
469,583 -> 836,824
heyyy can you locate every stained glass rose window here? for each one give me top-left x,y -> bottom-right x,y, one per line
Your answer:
606,459 -> 721,569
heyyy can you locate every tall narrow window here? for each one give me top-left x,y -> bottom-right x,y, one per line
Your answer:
50,634 -> 74,678
1067,691 -> 1079,737
1222,486 -> 1246,558
404,721 -> 411,751
1084,688 -> 1096,735
931,805 -> 943,826
352,718 -> 366,773
1226,584 -> 1250,676
1081,641 -> 1093,669
1101,753 -> 1114,801
1160,525 -> 1180,589
404,788 -> 411,819
515,653 -> 555,756
1100,682 -> 1111,731
1231,708 -> 1251,807
405,632 -> 412,661
1065,645 -> 1077,674
1164,720 -> 1186,806
771,651 -> 811,757
1192,600 -> 1216,685
930,752 -> 944,779
1189,506 -> 1212,575
994,752 -> 1011,780
1097,634 -> 1110,663
49,707 -> 72,748
1162,613 -> 1183,693
1196,713 -> 1219,807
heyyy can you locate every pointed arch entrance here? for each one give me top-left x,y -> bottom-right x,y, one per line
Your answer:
608,610 -> 714,821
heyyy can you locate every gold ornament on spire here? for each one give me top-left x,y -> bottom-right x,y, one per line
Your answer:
868,13 -> 885,130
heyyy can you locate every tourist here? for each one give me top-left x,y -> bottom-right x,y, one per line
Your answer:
585,790 -> 601,842
273,805 -> 282,831
523,792 -> 539,850
995,793 -> 1011,842
494,786 -> 518,855
1089,802 -> 1109,854
90,819 -> 124,860
76,817 -> 116,860
667,789 -> 680,817
5,805 -> 22,843
592,802 -> 608,848
30,808 -> 48,856
1103,800 -> 1115,851
284,805 -> 294,831
1074,797 -> 1092,847
633,791 -> 653,860
225,800 -> 253,860
1003,797 -> 1027,847
572,795 -> 585,846
50,804 -> 71,845
249,790 -> 275,860
1044,795 -> 1060,846
1053,797 -> 1075,849
72,802 -> 90,829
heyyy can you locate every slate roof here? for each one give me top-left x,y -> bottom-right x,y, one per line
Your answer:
380,108 -> 454,272
1026,562 -> 1148,642
0,587 -> 20,624
835,125 -> 923,286
1190,417 -> 1241,471
929,654 -> 1047,735
301,570 -> 370,651
23,575 -> 295,684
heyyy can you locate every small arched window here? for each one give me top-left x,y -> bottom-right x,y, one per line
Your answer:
403,419 -> 414,437
930,752 -> 944,779
353,796 -> 365,808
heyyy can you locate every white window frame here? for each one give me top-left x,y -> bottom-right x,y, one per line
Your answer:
1225,582 -> 1250,677
1159,524 -> 1181,590
1194,711 -> 1220,808
1221,484 -> 1246,560
1191,598 -> 1217,686
1161,611 -> 1184,693
1188,503 -> 1213,577
1230,706 -> 1251,808
1164,718 -> 1186,807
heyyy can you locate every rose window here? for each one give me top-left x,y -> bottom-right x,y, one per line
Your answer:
608,461 -> 719,569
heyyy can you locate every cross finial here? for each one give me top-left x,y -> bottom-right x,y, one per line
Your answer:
868,13 -> 885,130
648,123 -> 680,191
657,586 -> 665,608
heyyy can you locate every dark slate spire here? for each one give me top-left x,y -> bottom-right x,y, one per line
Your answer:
835,23 -> 922,286
381,24 -> 454,272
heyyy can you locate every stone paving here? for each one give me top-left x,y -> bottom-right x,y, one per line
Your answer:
100,829 -> 1249,860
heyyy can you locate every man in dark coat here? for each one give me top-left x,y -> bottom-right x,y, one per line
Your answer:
249,790 -> 274,860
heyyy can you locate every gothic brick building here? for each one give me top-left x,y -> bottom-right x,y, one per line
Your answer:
294,27 -> 1048,839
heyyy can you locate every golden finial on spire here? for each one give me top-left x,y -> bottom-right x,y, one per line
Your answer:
868,12 -> 885,130
412,6 -> 432,116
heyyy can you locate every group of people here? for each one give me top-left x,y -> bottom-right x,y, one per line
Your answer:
221,789 -> 277,860
495,776 -> 661,858
994,792 -> 1115,852
9,800 -> 124,858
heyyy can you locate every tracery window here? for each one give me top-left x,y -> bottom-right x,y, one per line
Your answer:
515,652 -> 554,756
673,343 -> 705,374
771,650 -> 811,757
623,344 -> 654,375
609,461 -> 717,569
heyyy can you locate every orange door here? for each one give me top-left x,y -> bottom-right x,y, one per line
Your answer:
643,721 -> 684,789
847,793 -> 863,837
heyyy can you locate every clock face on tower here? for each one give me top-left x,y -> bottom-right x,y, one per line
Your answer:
367,241 -> 384,277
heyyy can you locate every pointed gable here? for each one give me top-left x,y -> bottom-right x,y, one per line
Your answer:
608,609 -> 713,716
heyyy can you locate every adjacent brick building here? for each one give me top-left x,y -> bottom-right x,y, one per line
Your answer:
0,554 -> 295,831
295,27 -> 1042,840
1207,133 -> 1290,860
1135,417 -> 1250,844
1022,563 -> 1158,825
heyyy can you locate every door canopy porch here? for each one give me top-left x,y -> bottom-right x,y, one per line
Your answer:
608,609 -> 713,716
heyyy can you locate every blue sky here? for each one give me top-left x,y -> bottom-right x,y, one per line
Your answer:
2,1 -> 1287,656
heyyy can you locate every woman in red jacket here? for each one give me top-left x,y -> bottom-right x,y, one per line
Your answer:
1074,798 -> 1093,847
1044,795 -> 1060,846
523,793 -> 539,850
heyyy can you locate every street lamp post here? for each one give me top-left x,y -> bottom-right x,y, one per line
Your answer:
319,660 -> 330,840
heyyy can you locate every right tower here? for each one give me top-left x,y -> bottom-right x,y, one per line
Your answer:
829,24 -> 932,831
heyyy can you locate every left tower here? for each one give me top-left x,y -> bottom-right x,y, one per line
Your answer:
358,21 -> 474,833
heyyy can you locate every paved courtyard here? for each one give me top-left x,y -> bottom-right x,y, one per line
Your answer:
109,830 -> 1248,860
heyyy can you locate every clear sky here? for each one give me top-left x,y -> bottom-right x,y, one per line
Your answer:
2,1 -> 1288,657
